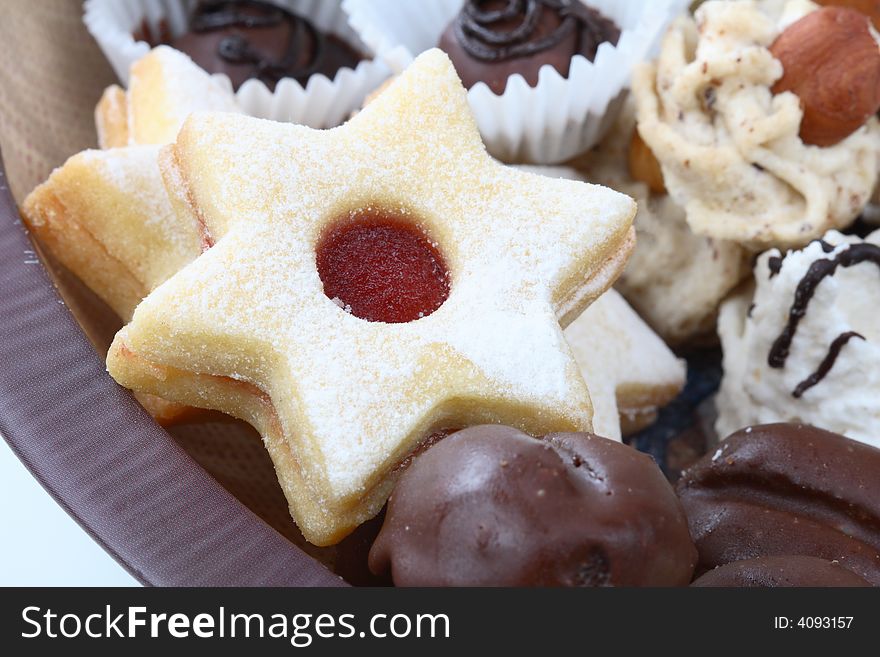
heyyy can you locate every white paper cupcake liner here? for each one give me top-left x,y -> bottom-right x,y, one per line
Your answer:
83,0 -> 391,128
344,0 -> 689,163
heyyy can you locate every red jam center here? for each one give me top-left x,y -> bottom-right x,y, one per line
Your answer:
316,211 -> 450,323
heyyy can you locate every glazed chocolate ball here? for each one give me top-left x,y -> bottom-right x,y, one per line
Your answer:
368,425 -> 697,587
438,0 -> 620,94
691,556 -> 871,587
677,423 -> 880,585
170,0 -> 363,90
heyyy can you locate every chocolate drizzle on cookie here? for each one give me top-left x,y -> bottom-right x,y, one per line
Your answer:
768,243 -> 880,369
454,0 -> 619,63
791,331 -> 865,398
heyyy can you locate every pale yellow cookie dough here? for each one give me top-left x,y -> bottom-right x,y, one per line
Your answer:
564,289 -> 686,441
107,50 -> 637,545
23,46 -> 242,426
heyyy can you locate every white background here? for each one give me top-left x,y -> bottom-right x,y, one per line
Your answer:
0,436 -> 138,586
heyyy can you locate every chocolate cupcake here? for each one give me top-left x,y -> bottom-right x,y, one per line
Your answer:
84,0 -> 391,128
345,0 -> 688,163
438,0 -> 620,94
169,1 -> 364,91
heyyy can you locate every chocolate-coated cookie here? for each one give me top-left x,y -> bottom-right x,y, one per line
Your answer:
677,423 -> 880,585
369,425 -> 696,586
691,556 -> 871,587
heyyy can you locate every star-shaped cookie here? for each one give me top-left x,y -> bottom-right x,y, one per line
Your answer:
24,46 -> 239,321
565,289 -> 685,440
107,49 -> 637,545
23,47 -> 240,424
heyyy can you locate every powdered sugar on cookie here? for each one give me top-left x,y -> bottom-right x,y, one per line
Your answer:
108,49 -> 637,545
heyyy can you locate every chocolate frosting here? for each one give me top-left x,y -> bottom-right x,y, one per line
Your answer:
768,242 -> 880,369
791,331 -> 864,398
170,0 -> 363,90
763,242 -> 879,398
369,425 -> 696,587
438,0 -> 620,93
691,556 -> 871,587
677,423 -> 880,585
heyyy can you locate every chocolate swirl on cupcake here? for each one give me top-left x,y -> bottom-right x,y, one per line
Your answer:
456,0 -> 613,61
171,0 -> 364,90
439,0 -> 620,93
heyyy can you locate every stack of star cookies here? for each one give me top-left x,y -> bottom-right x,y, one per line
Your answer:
21,18 -> 695,547
23,45 -> 241,424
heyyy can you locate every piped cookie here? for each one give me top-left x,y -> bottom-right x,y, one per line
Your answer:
632,1 -> 880,249
106,49 -> 637,545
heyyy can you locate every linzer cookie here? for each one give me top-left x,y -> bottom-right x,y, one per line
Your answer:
345,0 -> 687,163
106,49 -> 637,545
716,230 -> 880,447
633,1 -> 880,249
22,45 -> 237,318
23,46 -> 237,322
23,146 -> 200,323
677,424 -> 880,585
369,426 -> 697,586
517,161 -> 688,436
109,44 -> 242,148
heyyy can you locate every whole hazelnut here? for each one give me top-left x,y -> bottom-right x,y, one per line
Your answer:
628,128 -> 666,194
770,6 -> 880,147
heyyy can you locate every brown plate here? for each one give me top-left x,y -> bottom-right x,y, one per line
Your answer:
0,154 -> 344,586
